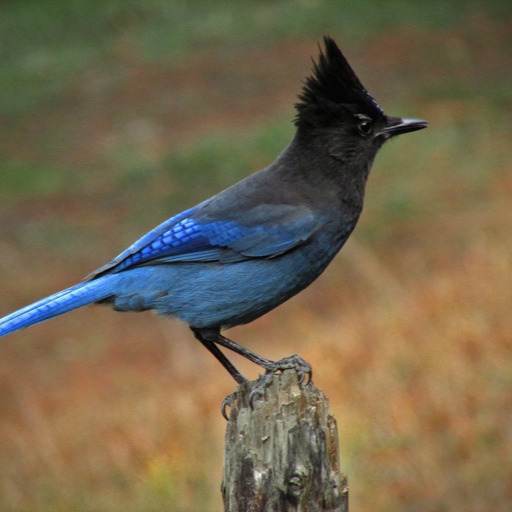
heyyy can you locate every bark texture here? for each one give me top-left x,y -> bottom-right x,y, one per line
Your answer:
222,370 -> 348,512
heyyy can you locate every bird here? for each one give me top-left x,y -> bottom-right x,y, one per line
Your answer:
0,36 -> 427,399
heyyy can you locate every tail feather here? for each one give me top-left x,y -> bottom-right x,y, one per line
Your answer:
0,275 -> 117,338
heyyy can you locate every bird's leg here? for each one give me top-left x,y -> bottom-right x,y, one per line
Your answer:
215,332 -> 312,384
191,327 -> 246,419
191,327 -> 247,384
192,327 -> 312,409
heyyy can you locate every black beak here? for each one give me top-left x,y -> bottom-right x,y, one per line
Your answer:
377,116 -> 429,138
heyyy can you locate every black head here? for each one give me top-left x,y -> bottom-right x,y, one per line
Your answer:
295,36 -> 427,160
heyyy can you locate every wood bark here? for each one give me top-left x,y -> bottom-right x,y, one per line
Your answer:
222,370 -> 348,512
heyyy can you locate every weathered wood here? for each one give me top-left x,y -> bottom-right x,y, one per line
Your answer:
222,370 -> 348,512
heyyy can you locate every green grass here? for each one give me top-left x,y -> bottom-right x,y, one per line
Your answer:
1,0 -> 510,115
0,159 -> 69,200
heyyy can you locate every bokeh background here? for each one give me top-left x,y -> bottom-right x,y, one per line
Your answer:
1,1 -> 511,510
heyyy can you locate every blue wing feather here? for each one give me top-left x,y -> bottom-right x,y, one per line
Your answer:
88,202 -> 321,279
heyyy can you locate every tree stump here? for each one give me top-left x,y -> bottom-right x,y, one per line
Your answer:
222,370 -> 348,512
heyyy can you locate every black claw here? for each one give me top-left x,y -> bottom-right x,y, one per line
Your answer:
248,389 -> 259,409
249,372 -> 274,408
298,365 -> 313,386
221,391 -> 238,420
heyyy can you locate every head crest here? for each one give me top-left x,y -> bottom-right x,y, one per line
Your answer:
295,36 -> 383,126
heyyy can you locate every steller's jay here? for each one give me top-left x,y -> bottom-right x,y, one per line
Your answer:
0,37 -> 427,400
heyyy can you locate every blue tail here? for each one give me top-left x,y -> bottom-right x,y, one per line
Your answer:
0,275 -> 118,338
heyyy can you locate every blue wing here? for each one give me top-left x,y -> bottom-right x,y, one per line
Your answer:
88,202 -> 321,279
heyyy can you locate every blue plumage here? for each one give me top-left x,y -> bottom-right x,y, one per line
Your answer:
0,276 -> 118,338
0,37 -> 427,390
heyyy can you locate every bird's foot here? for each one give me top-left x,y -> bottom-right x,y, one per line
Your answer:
265,354 -> 313,384
221,355 -> 312,418
249,354 -> 313,407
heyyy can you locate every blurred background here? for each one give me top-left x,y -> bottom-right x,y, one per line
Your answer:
0,1 -> 511,510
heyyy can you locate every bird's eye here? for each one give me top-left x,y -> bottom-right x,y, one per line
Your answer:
357,118 -> 373,137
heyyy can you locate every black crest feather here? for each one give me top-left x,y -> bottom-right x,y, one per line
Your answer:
295,36 -> 383,126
